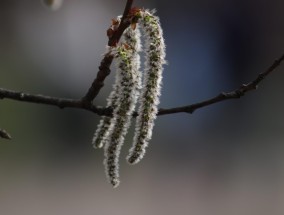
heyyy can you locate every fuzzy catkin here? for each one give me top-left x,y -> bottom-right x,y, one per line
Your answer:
92,69 -> 121,149
122,26 -> 142,105
92,17 -> 123,149
104,46 -> 139,187
104,27 -> 141,187
127,10 -> 166,165
92,17 -> 140,149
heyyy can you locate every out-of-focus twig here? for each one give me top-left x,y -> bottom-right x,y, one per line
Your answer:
0,129 -> 11,140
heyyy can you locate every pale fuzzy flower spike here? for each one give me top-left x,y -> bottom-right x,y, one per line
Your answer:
92,69 -> 121,149
92,16 -> 123,149
127,9 -> 166,165
104,27 -> 141,187
122,25 -> 142,102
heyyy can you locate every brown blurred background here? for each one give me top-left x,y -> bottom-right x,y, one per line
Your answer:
1,0 -> 284,214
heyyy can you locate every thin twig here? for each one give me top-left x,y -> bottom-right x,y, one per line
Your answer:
0,53 -> 283,117
0,129 -> 11,140
0,88 -> 111,116
82,0 -> 134,103
157,53 -> 284,115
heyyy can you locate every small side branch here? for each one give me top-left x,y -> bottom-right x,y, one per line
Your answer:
82,0 -> 134,103
158,53 -> 284,115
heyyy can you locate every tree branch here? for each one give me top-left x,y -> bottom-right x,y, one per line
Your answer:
0,88 -> 111,116
0,53 -> 283,118
82,0 -> 134,103
157,53 -> 284,115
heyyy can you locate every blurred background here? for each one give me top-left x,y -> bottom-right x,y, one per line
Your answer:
0,0 -> 284,214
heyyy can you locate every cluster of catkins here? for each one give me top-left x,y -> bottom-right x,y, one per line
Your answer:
92,9 -> 166,188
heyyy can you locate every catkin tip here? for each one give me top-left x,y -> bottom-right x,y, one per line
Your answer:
127,156 -> 137,165
111,179 -> 120,188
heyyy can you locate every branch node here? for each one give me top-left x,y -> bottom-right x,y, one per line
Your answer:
185,107 -> 194,114
219,92 -> 227,98
235,89 -> 244,98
